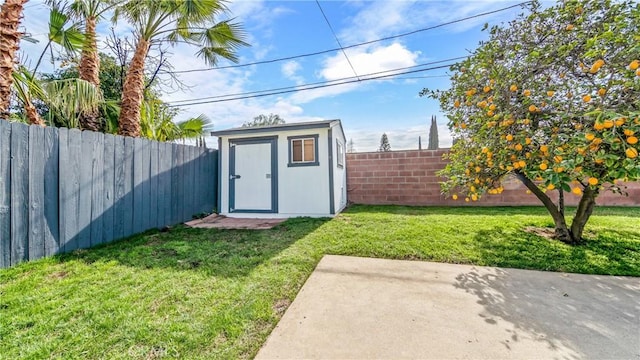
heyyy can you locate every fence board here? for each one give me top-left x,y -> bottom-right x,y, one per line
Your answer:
43,126 -> 59,256
141,139 -> 151,231
77,131 -> 94,249
183,146 -> 193,221
103,134 -> 115,244
10,123 -> 29,265
113,136 -> 126,240
0,121 -> 11,268
171,144 -> 180,225
176,145 -> 187,222
64,129 -> 82,251
123,137 -> 135,236
157,142 -> 169,227
90,132 -> 104,246
149,141 -> 159,228
133,138 -> 144,234
28,125 -> 45,261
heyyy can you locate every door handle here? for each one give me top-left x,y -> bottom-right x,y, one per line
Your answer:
230,174 -> 241,180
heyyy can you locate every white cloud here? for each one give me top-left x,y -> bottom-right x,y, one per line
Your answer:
281,60 -> 304,84
289,42 -> 419,103
339,0 -> 528,45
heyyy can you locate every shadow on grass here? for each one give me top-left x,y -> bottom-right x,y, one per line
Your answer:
344,204 -> 640,218
453,265 -> 640,359
470,228 -> 640,276
57,217 -> 329,278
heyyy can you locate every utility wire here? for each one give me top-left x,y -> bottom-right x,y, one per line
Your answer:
167,63 -> 455,107
167,56 -> 467,104
315,0 -> 360,81
170,1 -> 531,74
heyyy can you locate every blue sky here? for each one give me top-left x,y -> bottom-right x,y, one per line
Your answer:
21,0 -> 535,151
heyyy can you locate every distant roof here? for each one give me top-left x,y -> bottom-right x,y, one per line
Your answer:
211,119 -> 343,137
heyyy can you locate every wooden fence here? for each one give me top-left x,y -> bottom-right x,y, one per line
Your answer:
0,121 -> 217,268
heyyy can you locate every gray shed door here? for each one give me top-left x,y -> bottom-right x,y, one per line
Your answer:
229,137 -> 277,213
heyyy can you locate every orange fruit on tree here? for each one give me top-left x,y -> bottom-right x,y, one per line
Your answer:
528,105 -> 538,112
588,177 -> 599,186
452,194 -> 458,200
585,133 -> 595,141
628,136 -> 638,145
547,183 -> 555,190
540,163 -> 548,170
615,118 -> 625,126
540,144 -> 549,152
483,86 -> 491,93
471,194 -> 478,201
626,147 -> 638,158
547,90 -> 555,97
566,24 -> 574,31
489,104 -> 496,111
594,122 -> 605,131
465,197 -> 470,202
624,129 -> 635,136
572,187 -> 583,195
598,88 -> 607,97
518,160 -> 526,168
603,119 -> 614,128
554,155 -> 563,163
510,84 -> 518,92
454,100 -> 461,108
487,110 -> 494,117
636,69 -> 640,76
515,144 -> 523,151
582,94 -> 592,102
525,137 -> 532,145
523,89 -> 531,97
506,134 -> 514,141
630,60 -> 639,70
590,59 -> 604,73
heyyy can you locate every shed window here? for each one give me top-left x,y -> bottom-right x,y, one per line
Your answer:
288,135 -> 319,167
336,139 -> 344,168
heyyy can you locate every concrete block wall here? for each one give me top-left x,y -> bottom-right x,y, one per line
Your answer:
346,149 -> 640,206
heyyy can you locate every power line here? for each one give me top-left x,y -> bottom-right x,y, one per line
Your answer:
315,0 -> 360,81
167,56 -> 467,104
170,1 -> 531,74
167,63 -> 455,107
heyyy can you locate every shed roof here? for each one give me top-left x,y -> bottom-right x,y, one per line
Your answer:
211,119 -> 343,138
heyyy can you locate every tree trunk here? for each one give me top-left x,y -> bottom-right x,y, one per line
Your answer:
570,187 -> 598,243
78,15 -> 102,132
24,98 -> 44,126
118,37 -> 149,137
0,0 -> 28,119
514,171 -> 573,244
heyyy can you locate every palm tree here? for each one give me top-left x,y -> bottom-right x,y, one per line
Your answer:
0,0 -> 29,119
70,0 -> 119,131
139,97 -> 211,142
114,0 -> 248,137
33,2 -> 85,74
12,65 -> 102,128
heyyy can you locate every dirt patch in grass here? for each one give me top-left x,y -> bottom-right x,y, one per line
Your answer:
48,271 -> 68,280
524,226 -> 556,239
273,299 -> 291,315
524,226 -> 596,241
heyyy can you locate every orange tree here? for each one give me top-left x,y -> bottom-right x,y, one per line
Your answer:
421,0 -> 640,244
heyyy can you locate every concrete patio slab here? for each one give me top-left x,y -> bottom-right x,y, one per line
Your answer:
256,255 -> 640,359
185,214 -> 286,230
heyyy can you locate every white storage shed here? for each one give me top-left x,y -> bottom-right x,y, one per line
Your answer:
211,120 -> 347,218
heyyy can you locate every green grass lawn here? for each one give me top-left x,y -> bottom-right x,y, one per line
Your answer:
1,205 -> 639,359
